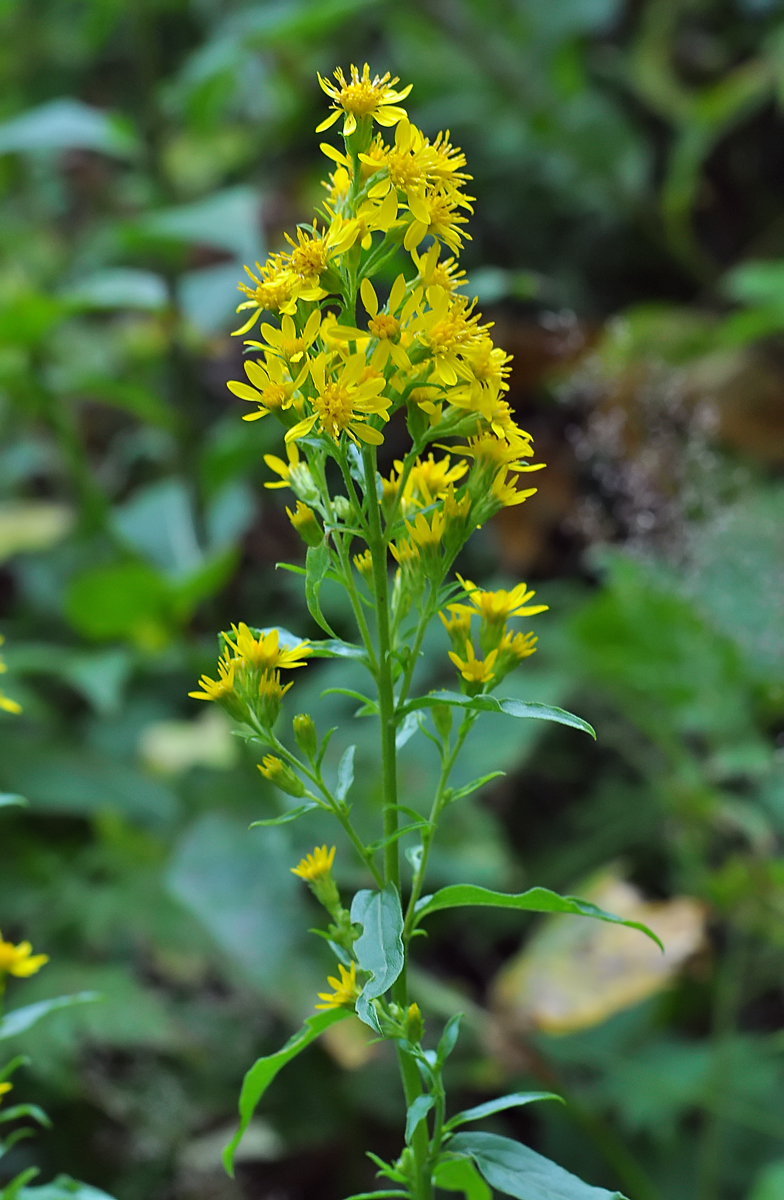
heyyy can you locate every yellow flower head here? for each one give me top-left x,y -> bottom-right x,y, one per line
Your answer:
448,640 -> 498,689
315,960 -> 361,1010
411,288 -> 488,387
316,64 -> 412,137
285,353 -> 390,447
495,629 -> 538,675
404,187 -> 473,255
457,577 -> 549,624
353,549 -> 374,584
234,254 -> 298,335
253,309 -> 322,366
188,655 -> 238,703
292,844 -> 336,882
227,354 -> 307,423
0,1082 -> 12,1101
263,441 -> 318,501
256,669 -> 293,729
412,243 -> 468,293
439,605 -> 472,653
0,933 -> 48,979
224,624 -> 311,671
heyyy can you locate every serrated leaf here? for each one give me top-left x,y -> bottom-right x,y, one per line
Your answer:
413,886 -> 663,950
250,802 -> 320,828
223,1008 -> 350,1175
405,1094 -> 434,1143
448,1133 -> 628,1200
335,745 -> 356,803
305,542 -> 337,636
444,1092 -> 563,1132
351,885 -> 405,1030
400,692 -> 595,738
0,993 -> 102,1041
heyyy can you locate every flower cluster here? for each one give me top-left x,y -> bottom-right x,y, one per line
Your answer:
441,577 -> 547,695
189,625 -> 310,728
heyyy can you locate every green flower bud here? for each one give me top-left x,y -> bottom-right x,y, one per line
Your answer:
293,712 -> 318,760
287,502 -> 324,548
431,704 -> 453,741
258,754 -> 306,797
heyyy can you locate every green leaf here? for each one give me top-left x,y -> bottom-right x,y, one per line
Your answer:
18,1174 -> 118,1200
400,692 -> 595,738
434,1156 -> 491,1200
413,886 -> 663,950
444,1092 -> 563,1132
222,1008 -> 350,1175
0,99 -> 137,158
0,794 -> 26,809
448,1133 -> 628,1200
250,802 -> 320,827
448,772 -> 506,803
0,1104 -> 50,1128
351,885 -> 405,1030
365,822 -> 430,854
335,745 -> 356,803
341,1193 -> 409,1199
0,993 -> 101,1041
311,638 -> 367,661
405,1094 -> 434,1143
305,542 -> 337,637
437,1013 -> 462,1063
2,1168 -> 39,1199
65,561 -> 170,642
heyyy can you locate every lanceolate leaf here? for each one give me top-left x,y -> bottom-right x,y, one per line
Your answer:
448,1133 -> 629,1200
405,1094 -> 434,1143
249,801 -> 320,827
351,885 -> 405,1030
399,691 -> 595,738
223,1008 -> 350,1175
444,1092 -> 563,1131
305,542 -> 337,637
413,886 -> 663,950
335,745 -> 356,803
0,993 -> 101,1041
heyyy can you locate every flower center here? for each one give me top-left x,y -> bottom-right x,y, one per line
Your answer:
291,240 -> 329,278
339,81 -> 383,115
314,383 -> 355,435
261,382 -> 290,410
368,313 -> 400,340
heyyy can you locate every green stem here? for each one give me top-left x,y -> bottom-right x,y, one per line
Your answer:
363,447 -> 400,894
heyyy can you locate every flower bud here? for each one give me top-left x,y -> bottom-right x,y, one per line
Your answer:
332,495 -> 352,521
252,669 -> 292,730
404,1002 -> 424,1043
293,712 -> 318,760
258,754 -> 306,797
287,502 -> 324,547
431,704 -> 453,741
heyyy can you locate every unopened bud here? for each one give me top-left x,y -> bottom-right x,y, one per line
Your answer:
431,704 -> 453,741
293,713 -> 318,760
258,754 -> 306,797
405,1002 -> 424,1043
332,495 -> 352,521
287,502 -> 323,548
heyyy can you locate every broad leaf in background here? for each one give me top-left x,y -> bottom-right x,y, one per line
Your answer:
448,1132 -> 628,1200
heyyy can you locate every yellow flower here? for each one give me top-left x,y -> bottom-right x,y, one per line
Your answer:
224,624 -> 311,671
439,605 -> 473,653
0,933 -> 48,979
251,309 -> 322,366
394,509 -> 446,559
285,353 -> 390,447
292,844 -> 336,882
457,577 -> 549,623
259,755 -> 306,798
316,64 -> 412,137
410,288 -> 488,387
0,1082 -> 12,1101
0,635 -> 21,715
353,549 -> 374,584
227,354 -> 307,423
495,630 -> 538,674
448,640 -> 498,687
412,243 -> 468,293
263,441 -> 317,498
286,501 -> 323,547
315,960 -> 361,1010
188,655 -> 238,703
404,187 -> 473,254
234,254 -> 299,335
401,453 -> 468,512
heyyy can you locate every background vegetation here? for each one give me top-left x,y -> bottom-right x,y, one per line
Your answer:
0,2 -> 783,1199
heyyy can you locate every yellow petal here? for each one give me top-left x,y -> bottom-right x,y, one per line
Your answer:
227,380 -> 262,403
315,109 -> 342,133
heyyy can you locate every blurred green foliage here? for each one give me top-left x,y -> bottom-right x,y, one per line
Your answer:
0,2 -> 783,1200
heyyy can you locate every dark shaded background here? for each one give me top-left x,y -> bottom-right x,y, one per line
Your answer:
1,3 -> 784,1200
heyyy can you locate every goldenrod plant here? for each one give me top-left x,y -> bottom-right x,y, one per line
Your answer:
192,65 -> 660,1200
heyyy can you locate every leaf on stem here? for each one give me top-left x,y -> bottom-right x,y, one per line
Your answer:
437,1013 -> 462,1063
405,1093 -> 434,1143
447,773 -> 506,803
0,1102 -> 51,1128
433,1156 -> 491,1200
0,793 -> 27,808
250,802 -> 321,827
321,688 -> 378,712
305,542 -> 338,637
366,822 -> 430,854
443,1092 -> 563,1132
447,1133 -> 629,1200
395,711 -> 421,750
0,993 -> 102,1041
223,1008 -> 350,1174
399,692 -> 595,738
335,745 -> 356,803
413,886 -> 664,951
351,885 -> 405,1031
